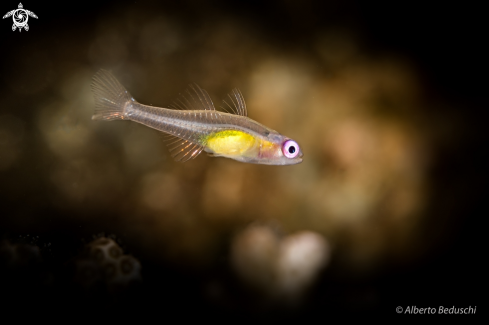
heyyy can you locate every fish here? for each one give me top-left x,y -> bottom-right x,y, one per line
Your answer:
90,69 -> 303,165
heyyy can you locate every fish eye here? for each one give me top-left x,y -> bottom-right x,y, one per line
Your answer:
282,140 -> 300,159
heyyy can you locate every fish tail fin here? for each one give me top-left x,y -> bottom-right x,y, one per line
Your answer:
90,69 -> 134,121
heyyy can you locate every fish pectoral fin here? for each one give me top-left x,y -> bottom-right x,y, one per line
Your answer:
164,135 -> 204,162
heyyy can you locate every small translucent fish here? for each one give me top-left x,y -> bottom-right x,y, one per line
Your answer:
90,70 -> 303,165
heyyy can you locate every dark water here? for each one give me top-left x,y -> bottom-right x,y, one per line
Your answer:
0,0 -> 484,320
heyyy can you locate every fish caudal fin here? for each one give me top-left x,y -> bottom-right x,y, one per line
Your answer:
90,69 -> 134,121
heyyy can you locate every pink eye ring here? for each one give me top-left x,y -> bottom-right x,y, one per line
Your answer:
282,140 -> 300,158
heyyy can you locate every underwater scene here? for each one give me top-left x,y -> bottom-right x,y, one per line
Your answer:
0,0 -> 484,320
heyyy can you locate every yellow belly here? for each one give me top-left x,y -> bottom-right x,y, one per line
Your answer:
205,130 -> 257,156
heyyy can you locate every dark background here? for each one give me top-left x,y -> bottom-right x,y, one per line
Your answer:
0,0 -> 485,320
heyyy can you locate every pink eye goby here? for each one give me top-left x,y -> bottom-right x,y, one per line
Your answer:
91,69 -> 303,165
282,140 -> 300,159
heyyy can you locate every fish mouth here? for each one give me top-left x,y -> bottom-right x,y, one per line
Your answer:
295,152 -> 303,164
291,157 -> 303,164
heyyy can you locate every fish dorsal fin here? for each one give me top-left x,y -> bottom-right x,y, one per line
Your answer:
163,134 -> 204,162
221,88 -> 247,116
169,83 -> 215,111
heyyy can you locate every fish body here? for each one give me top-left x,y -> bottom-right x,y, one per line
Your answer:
90,69 -> 302,165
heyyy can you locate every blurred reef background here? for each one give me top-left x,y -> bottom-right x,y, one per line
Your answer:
0,0 -> 485,320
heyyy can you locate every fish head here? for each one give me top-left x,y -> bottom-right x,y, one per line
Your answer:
254,133 -> 303,165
